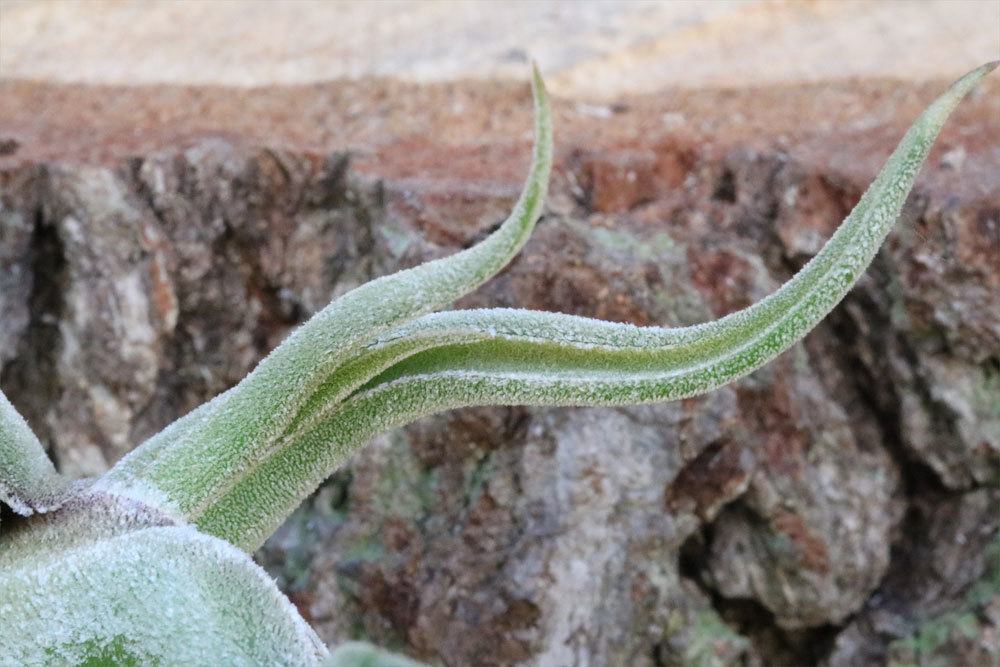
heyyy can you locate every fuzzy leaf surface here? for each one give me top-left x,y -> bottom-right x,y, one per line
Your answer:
0,518 -> 326,665
104,65 -> 552,522
194,62 -> 996,550
324,642 -> 428,667
0,389 -> 70,516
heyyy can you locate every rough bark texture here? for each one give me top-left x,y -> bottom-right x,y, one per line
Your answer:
1,76 -> 997,666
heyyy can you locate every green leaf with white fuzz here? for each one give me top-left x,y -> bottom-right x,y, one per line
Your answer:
324,642 -> 428,667
0,494 -> 427,665
0,389 -> 71,516
102,64 -> 552,523
0,519 -> 326,665
191,62 -> 997,551
3,63 -> 991,665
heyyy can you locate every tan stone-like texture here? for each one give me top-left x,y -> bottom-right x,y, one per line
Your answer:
1,0 -> 997,96
1,3 -> 999,665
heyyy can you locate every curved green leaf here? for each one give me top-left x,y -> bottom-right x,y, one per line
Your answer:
195,62 -> 997,551
0,520 -> 326,665
103,64 -> 553,520
0,389 -> 71,516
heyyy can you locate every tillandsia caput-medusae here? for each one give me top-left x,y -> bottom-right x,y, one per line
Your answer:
0,61 -> 996,665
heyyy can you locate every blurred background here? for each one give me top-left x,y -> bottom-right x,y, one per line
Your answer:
2,0 -> 997,94
1,2 -> 999,666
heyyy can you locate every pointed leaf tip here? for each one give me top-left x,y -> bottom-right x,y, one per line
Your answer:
531,60 -> 544,85
193,63 -> 996,551
948,60 -> 999,96
110,65 -> 554,526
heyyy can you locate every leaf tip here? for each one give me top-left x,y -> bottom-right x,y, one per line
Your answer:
958,60 -> 999,88
530,60 -> 548,100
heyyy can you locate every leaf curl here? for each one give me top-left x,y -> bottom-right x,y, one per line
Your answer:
103,64 -> 553,519
193,62 -> 997,551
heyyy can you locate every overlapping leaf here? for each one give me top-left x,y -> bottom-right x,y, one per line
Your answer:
102,65 -> 552,524
190,62 -> 997,550
0,520 -> 326,665
1,62 -> 995,665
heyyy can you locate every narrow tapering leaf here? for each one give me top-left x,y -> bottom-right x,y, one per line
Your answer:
103,65 -> 553,518
195,62 -> 997,550
0,389 -> 71,515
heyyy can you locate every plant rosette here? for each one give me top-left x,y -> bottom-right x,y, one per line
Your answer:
1,62 -> 996,665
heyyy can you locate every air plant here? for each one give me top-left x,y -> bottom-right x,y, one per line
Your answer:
0,61 -> 996,665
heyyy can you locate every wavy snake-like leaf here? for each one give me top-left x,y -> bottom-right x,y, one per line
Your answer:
1,61 -> 995,664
